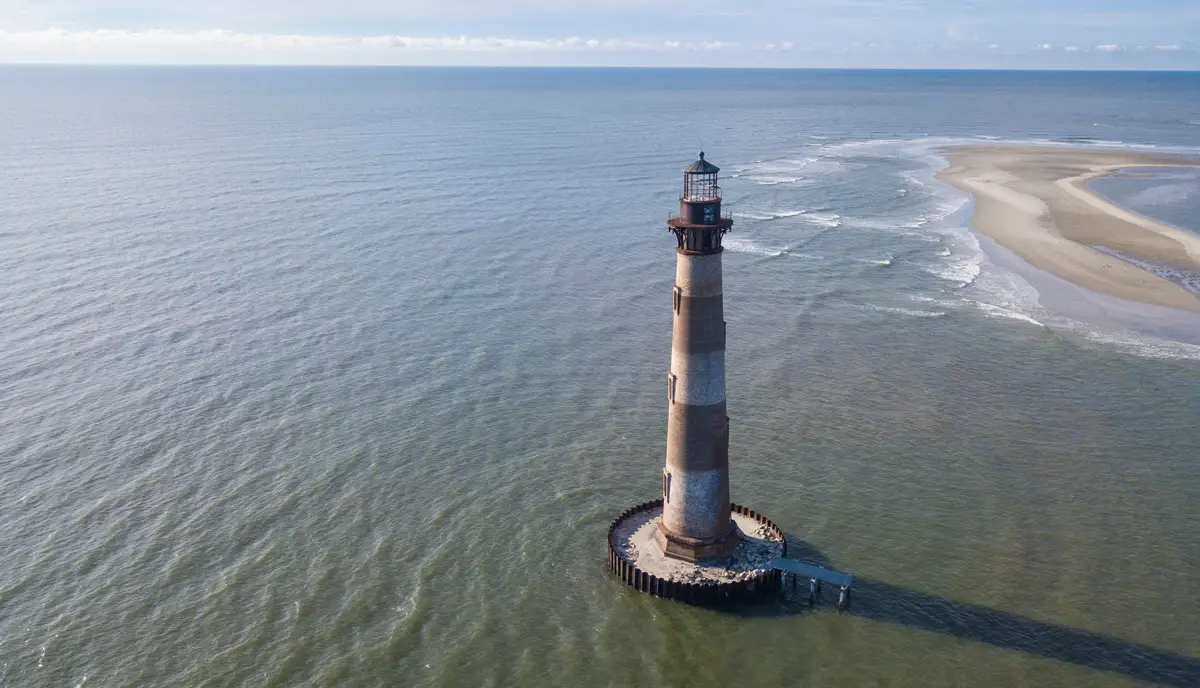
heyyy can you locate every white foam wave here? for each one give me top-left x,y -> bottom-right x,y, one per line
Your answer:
724,237 -> 787,257
734,208 -> 811,221
970,301 -> 1045,327
1091,139 -> 1152,148
897,231 -> 941,242
807,139 -> 1004,310
844,217 -> 928,231
930,197 -> 969,222
748,176 -> 802,186
802,212 -> 841,229
923,243 -> 982,287
816,135 -> 1200,161
742,156 -> 819,170
1069,326 -> 1200,361
959,241 -> 1053,328
855,304 -> 947,318
910,294 -> 962,310
818,137 -> 923,152
737,156 -> 825,186
849,255 -> 894,267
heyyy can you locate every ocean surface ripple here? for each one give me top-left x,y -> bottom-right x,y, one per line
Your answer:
1,67 -> 1198,687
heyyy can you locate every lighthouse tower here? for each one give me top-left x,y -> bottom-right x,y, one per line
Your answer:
654,152 -> 741,562
605,152 -> 787,603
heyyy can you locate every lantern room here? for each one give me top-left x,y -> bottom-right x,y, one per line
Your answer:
668,151 -> 733,254
682,151 -> 721,202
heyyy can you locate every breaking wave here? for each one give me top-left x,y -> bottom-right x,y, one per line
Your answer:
733,209 -> 811,222
723,236 -> 788,257
802,213 -> 841,229
852,304 -> 947,319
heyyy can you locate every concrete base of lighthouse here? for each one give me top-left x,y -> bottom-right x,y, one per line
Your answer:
654,521 -> 743,563
607,500 -> 786,604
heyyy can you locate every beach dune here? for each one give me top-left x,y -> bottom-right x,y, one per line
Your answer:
936,146 -> 1200,313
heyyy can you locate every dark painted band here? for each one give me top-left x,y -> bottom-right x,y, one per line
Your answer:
665,400 -> 730,472
673,295 -> 725,354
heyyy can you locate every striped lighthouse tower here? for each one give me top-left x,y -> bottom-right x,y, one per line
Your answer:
654,152 -> 741,563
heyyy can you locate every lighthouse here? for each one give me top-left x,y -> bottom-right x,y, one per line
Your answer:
606,152 -> 786,604
655,152 -> 740,562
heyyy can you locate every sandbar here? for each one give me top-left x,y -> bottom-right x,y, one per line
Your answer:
936,146 -> 1200,313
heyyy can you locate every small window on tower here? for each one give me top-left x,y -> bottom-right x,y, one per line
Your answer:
673,286 -> 682,314
667,373 -> 677,404
664,471 -> 672,503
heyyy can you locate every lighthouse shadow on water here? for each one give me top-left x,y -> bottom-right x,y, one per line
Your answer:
723,533 -> 1200,688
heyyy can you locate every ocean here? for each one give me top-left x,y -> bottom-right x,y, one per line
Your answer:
1,67 -> 1198,687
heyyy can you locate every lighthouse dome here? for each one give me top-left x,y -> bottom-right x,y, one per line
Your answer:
682,151 -> 720,174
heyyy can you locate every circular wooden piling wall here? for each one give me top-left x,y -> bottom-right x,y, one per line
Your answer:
606,500 -> 787,604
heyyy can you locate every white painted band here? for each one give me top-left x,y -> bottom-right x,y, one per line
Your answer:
675,252 -> 723,297
662,468 -> 729,539
669,350 -> 726,406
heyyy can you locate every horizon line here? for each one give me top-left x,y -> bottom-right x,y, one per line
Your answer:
2,63 -> 1199,73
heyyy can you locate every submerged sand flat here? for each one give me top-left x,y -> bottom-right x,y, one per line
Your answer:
937,146 -> 1200,313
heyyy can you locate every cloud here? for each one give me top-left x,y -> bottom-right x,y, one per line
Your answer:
0,0 -> 702,25
0,29 -> 670,52
0,11 -> 1194,67
0,27 -> 761,63
0,0 -> 972,34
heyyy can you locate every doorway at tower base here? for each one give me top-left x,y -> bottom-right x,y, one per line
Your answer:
607,500 -> 786,603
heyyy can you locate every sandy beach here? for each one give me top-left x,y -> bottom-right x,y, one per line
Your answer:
937,146 -> 1200,313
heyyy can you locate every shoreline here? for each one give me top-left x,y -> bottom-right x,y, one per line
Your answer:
935,145 -> 1200,314
1084,169 -> 1200,240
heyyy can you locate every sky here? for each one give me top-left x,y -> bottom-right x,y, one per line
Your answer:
0,0 -> 1198,68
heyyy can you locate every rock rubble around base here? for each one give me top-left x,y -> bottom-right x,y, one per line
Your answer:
613,506 -> 784,584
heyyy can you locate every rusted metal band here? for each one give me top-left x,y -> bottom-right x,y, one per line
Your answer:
672,295 -> 725,354
665,401 -> 729,472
